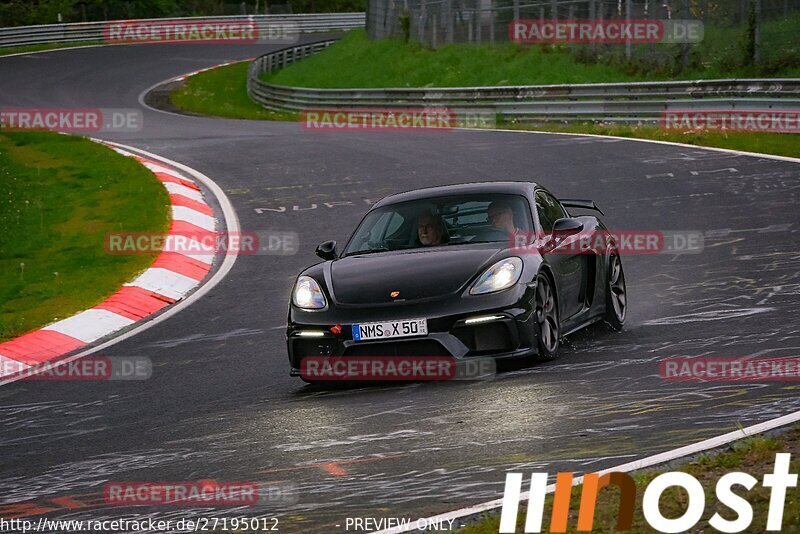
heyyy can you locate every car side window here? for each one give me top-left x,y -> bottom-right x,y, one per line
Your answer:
535,190 -> 567,232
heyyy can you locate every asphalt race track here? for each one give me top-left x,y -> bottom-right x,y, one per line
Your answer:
1,37 -> 799,532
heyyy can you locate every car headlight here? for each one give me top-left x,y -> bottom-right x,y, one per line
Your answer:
469,257 -> 523,295
292,276 -> 327,309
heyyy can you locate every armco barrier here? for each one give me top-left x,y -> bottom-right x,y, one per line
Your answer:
0,13 -> 365,48
246,40 -> 800,124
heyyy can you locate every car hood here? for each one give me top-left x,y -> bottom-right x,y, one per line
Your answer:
329,244 -> 505,305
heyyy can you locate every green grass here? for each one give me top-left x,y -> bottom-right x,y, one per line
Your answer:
168,65 -> 800,160
0,41 -> 102,57
167,30 -> 799,160
0,132 -> 170,342
170,61 -> 296,121
264,30 -> 643,88
460,426 -> 800,533
263,25 -> 800,89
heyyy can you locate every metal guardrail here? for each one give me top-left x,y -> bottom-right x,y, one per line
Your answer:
0,13 -> 365,48
247,40 -> 800,124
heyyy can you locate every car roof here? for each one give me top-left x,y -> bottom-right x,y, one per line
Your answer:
373,181 -> 538,208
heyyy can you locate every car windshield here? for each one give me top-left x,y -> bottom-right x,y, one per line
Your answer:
343,193 -> 532,255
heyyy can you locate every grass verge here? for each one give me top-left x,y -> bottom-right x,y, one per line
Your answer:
0,41 -> 103,57
0,132 -> 170,342
460,425 -> 800,533
167,65 -> 800,160
167,38 -> 799,159
263,27 -> 800,89
169,61 -> 296,121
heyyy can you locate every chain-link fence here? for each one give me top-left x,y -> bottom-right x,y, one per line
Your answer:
366,0 -> 800,75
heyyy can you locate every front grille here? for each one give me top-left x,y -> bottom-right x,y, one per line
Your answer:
343,339 -> 451,357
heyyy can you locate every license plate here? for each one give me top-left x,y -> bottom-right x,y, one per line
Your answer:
352,318 -> 428,341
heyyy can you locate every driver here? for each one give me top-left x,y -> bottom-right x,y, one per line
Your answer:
487,200 -> 518,234
417,211 -> 448,246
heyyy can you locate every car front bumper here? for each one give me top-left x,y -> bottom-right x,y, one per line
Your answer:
286,283 -> 539,374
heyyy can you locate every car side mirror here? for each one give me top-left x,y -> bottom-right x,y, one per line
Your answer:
315,240 -> 337,260
552,218 -> 584,236
541,218 -> 584,251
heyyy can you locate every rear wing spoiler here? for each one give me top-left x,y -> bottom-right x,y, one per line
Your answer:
559,198 -> 604,216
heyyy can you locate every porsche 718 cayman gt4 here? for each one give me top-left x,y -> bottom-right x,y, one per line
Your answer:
285,182 -> 627,380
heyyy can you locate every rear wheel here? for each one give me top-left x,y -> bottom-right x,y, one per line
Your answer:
535,273 -> 560,360
604,253 -> 627,330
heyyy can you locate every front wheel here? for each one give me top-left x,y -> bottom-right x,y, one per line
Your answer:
535,273 -> 560,360
604,253 -> 627,331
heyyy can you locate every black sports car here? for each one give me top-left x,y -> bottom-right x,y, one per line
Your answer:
286,182 -> 626,380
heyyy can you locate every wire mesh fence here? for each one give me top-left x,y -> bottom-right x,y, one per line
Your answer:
366,0 -> 800,75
